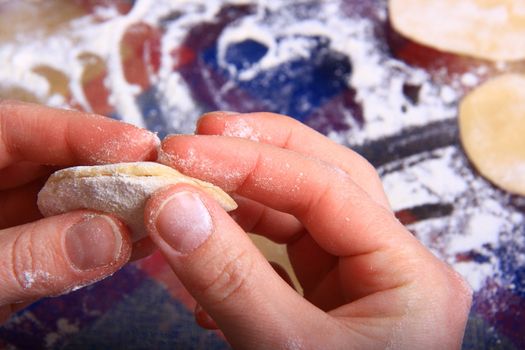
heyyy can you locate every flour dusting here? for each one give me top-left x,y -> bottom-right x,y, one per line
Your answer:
22,270 -> 53,289
1,0 -> 524,311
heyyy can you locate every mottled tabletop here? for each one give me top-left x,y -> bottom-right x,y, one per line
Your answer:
0,0 -> 524,349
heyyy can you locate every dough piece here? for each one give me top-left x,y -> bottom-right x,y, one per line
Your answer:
459,74 -> 525,195
389,0 -> 525,61
38,162 -> 237,241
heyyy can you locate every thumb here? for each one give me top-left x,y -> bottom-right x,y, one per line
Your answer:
0,211 -> 131,307
145,185 -> 331,348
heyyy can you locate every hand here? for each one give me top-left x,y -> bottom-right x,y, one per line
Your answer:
0,100 -> 159,324
145,112 -> 472,349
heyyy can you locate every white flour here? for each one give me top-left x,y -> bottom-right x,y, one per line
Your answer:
1,0 -> 523,297
22,270 -> 53,289
385,146 -> 525,292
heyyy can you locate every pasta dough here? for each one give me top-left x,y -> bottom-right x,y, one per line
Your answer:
389,0 -> 525,61
459,74 -> 525,195
37,162 -> 237,241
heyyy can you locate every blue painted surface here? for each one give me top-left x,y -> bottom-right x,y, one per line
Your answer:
1,265 -> 228,349
200,36 -> 353,122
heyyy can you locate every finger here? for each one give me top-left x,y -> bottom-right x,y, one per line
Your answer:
303,268 -> 345,312
0,179 -> 43,229
160,135 -> 409,257
194,303 -> 218,330
287,233 -> 337,296
232,196 -> 337,298
0,100 -> 159,168
130,237 -> 157,261
160,135 -> 425,302
197,112 -> 390,209
231,195 -> 303,244
0,211 -> 131,305
0,161 -> 53,190
269,262 -> 295,290
194,262 -> 300,330
145,184 -> 334,348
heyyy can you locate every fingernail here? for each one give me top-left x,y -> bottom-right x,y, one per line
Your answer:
65,216 -> 122,270
155,191 -> 212,254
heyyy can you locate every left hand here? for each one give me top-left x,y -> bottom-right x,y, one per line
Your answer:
0,100 -> 159,323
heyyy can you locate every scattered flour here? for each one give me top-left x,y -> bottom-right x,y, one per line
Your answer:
1,0 -> 523,298
22,270 -> 53,289
222,118 -> 261,141
386,146 -> 525,291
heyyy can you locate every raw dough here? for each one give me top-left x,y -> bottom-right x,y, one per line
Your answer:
38,162 -> 237,241
459,74 -> 525,195
389,0 -> 525,61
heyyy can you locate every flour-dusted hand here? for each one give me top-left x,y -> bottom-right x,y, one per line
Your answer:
146,112 -> 472,349
0,100 -> 159,324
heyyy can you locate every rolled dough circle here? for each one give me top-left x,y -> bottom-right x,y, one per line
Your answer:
389,0 -> 525,62
459,74 -> 525,195
37,162 -> 237,241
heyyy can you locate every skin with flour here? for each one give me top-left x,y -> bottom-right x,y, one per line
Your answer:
0,101 -> 161,325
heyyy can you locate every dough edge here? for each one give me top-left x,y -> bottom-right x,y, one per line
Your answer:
459,74 -> 525,195
389,0 -> 525,62
37,162 -> 238,241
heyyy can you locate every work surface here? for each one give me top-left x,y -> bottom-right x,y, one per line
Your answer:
1,1 -> 524,348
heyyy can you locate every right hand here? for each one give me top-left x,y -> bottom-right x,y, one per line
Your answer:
145,112 -> 472,349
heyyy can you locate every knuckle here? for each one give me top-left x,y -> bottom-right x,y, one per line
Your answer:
303,180 -> 332,218
9,230 -> 37,293
200,249 -> 254,306
3,226 -> 59,298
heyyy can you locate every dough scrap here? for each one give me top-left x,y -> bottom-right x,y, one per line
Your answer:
459,74 -> 525,195
37,162 -> 237,241
389,0 -> 525,62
